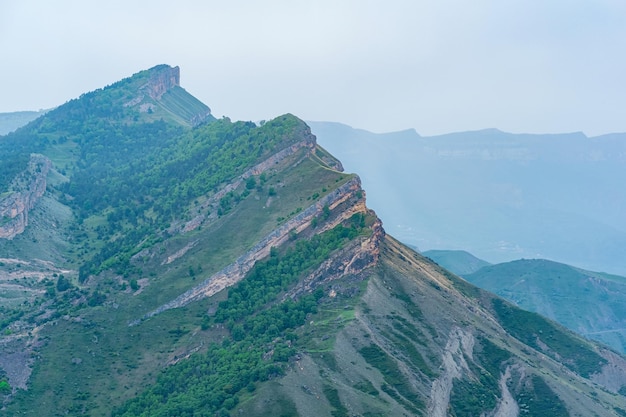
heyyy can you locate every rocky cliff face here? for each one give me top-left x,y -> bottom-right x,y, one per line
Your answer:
121,65 -> 212,126
139,175 -> 378,322
0,154 -> 51,239
143,65 -> 180,100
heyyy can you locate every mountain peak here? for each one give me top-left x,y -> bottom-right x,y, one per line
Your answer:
143,64 -> 180,100
77,64 -> 212,127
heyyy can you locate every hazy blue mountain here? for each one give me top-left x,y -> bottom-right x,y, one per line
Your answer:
423,249 -> 491,275
0,110 -> 48,135
464,259 -> 626,353
309,121 -> 626,275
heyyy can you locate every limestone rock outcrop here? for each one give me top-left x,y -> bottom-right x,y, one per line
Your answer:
0,154 -> 51,239
142,65 -> 180,100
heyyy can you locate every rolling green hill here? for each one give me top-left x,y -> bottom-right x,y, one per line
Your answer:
464,258 -> 626,354
427,250 -> 626,354
1,66 -> 626,416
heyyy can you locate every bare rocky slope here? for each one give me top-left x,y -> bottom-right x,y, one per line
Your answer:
0,154 -> 51,239
0,66 -> 625,416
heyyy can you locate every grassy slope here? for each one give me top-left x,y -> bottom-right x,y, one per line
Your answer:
3,149 -> 625,416
238,237 -> 624,416
156,86 -> 212,126
3,146 -> 352,416
4,140 -> 623,416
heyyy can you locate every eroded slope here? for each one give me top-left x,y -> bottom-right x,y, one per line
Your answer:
239,237 -> 626,417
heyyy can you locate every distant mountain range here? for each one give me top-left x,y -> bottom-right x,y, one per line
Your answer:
7,113 -> 624,275
426,250 -> 626,354
423,249 -> 491,275
310,121 -> 626,276
0,110 -> 48,135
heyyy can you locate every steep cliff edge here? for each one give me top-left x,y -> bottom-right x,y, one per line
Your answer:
0,154 -> 51,239
124,64 -> 213,126
139,176 -> 380,322
143,64 -> 180,100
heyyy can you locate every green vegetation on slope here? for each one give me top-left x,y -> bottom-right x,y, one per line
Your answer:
3,68 -> 626,417
517,375 -> 569,417
1,88 -> 357,415
440,256 -> 611,376
465,258 -> 626,353
0,65 -> 208,193
2,148 -> 354,417
63,114 -> 306,281
359,344 -> 424,414
449,337 -> 510,416
112,222 -> 367,417
492,297 -> 606,377
214,221 -> 363,325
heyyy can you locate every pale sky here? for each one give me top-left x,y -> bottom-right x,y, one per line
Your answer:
1,0 -> 625,136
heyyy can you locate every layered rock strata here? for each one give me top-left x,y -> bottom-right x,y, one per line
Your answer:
0,154 -> 51,239
136,176 -> 381,323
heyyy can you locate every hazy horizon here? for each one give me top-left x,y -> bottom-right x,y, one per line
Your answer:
2,1 -> 626,137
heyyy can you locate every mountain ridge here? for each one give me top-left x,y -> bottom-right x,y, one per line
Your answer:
310,120 -> 626,141
1,66 -> 626,416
